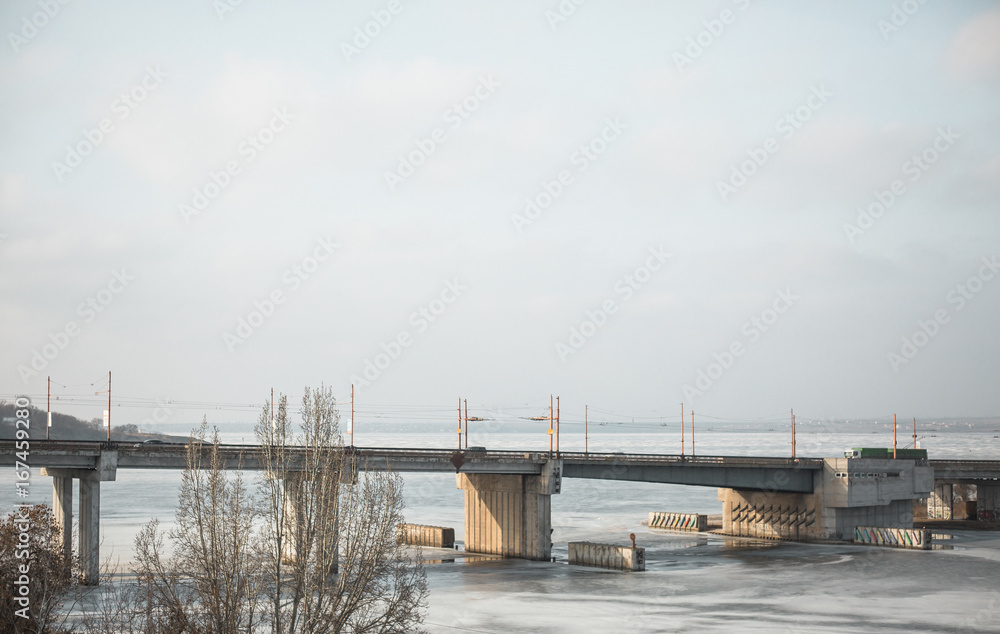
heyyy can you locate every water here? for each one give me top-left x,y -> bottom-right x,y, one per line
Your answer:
5,423 -> 1000,632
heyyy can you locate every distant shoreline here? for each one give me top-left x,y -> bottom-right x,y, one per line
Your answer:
0,401 -> 191,444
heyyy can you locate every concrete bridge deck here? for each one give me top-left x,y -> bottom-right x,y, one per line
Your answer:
5,441 -> 998,489
3,441 -> 825,492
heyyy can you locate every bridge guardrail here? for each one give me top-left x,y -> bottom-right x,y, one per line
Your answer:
2,441 -> 997,473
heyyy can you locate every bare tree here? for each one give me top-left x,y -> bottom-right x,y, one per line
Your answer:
255,386 -> 426,633
0,505 -> 76,633
127,420 -> 263,633
82,387 -> 425,633
75,558 -> 156,634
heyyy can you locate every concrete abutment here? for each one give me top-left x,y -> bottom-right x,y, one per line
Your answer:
719,457 -> 933,542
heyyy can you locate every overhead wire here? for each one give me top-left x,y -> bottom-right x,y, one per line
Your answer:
1,391 -> 855,429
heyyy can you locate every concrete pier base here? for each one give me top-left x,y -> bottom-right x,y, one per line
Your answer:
456,460 -> 560,560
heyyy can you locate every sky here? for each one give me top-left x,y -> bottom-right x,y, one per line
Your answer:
2,1 -> 999,430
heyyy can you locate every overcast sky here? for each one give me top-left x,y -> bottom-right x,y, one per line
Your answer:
2,1 -> 998,429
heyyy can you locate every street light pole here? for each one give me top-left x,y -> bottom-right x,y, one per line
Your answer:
680,403 -> 684,458
107,371 -> 111,443
791,408 -> 796,459
549,395 -> 553,457
892,414 -> 896,460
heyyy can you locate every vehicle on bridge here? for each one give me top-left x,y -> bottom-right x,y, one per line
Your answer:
845,447 -> 927,459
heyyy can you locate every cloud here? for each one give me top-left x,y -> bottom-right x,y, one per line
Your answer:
0,172 -> 28,215
945,8 -> 1000,81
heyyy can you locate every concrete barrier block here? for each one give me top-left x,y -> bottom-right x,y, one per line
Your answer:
648,511 -> 708,532
853,526 -> 932,550
568,541 -> 645,571
396,523 -> 455,549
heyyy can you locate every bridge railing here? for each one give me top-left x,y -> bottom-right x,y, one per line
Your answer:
5,441 -> 997,473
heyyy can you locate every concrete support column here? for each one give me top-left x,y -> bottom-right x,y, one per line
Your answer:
281,475 -> 301,565
79,473 -> 100,585
52,476 -> 73,562
927,483 -> 953,519
953,484 -> 974,519
976,484 -> 999,521
457,461 -> 560,561
281,474 -> 338,575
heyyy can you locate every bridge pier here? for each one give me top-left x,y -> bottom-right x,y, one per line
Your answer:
456,459 -> 561,560
975,484 -> 999,521
719,457 -> 933,542
280,473 -> 339,575
42,451 -> 117,585
927,483 -> 953,519
719,489 -> 816,540
52,475 -> 73,562
79,473 -> 101,585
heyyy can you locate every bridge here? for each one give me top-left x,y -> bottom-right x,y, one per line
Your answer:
4,441 -> 999,584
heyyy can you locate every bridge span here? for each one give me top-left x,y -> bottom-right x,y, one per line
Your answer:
5,441 -> 823,490
4,441 -> 998,584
